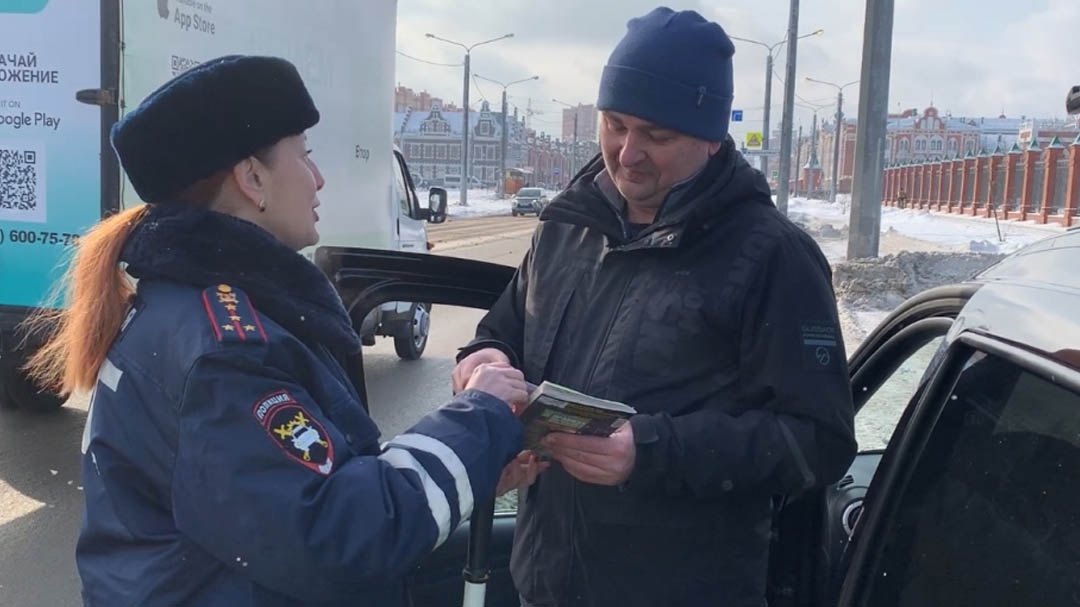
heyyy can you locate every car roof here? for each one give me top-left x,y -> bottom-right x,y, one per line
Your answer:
959,229 -> 1080,370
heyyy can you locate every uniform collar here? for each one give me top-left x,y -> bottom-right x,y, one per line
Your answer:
120,204 -> 361,354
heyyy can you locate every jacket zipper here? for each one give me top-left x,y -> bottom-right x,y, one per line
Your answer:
581,255 -> 636,394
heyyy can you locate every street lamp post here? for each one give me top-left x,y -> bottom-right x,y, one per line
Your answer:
425,32 -> 513,206
795,99 -> 833,197
475,74 -> 539,198
729,28 -> 822,180
552,98 -> 581,183
805,76 -> 860,202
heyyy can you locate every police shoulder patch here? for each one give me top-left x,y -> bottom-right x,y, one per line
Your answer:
201,284 -> 268,344
253,390 -> 335,475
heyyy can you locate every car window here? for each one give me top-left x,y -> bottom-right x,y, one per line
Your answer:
392,156 -> 413,218
518,188 -> 542,197
861,351 -> 1080,606
856,337 -> 944,451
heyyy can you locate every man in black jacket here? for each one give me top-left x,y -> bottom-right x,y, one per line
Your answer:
452,7 -> 857,606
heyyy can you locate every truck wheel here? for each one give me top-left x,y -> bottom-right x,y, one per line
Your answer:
2,367 -> 65,413
393,303 -> 430,361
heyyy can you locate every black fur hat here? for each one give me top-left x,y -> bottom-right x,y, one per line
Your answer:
111,55 -> 320,202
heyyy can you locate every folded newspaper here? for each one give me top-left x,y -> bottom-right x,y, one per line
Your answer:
520,381 -> 637,454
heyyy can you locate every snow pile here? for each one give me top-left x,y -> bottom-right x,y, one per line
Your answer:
832,251 -> 1005,310
792,215 -> 849,240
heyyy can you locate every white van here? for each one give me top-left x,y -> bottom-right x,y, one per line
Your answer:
0,0 -> 446,411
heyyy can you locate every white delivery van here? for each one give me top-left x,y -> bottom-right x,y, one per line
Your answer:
0,0 -> 447,411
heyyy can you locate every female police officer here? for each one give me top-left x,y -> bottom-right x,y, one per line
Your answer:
25,55 -> 535,606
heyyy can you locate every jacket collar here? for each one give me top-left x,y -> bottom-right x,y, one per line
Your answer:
120,204 -> 361,354
541,136 -> 773,249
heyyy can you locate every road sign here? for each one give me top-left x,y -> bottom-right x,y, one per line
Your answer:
731,109 -> 743,122
553,168 -> 561,175
745,132 -> 763,150
742,149 -> 779,157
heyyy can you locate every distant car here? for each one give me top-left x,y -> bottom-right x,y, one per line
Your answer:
442,175 -> 482,189
511,187 -> 547,217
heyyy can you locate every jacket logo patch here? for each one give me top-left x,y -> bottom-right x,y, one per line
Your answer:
253,390 -> 334,475
801,322 -> 841,373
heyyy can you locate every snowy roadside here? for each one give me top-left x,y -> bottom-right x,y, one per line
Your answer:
786,196 -> 1064,352
445,189 -> 559,218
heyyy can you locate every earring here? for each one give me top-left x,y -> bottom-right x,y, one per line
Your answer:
258,199 -> 267,213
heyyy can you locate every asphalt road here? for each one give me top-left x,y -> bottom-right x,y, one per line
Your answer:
0,215 -> 537,607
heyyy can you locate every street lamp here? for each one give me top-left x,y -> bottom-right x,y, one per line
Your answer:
805,76 -> 860,202
426,32 -> 514,206
474,74 -> 539,198
551,98 -> 582,182
794,99 -> 833,194
728,28 -> 822,178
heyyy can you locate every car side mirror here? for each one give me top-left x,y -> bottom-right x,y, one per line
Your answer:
1068,85 -> 1080,116
426,187 -> 448,224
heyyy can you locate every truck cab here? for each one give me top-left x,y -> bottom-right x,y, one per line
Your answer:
351,147 -> 447,360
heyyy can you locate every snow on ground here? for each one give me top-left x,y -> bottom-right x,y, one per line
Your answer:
782,195 -> 1067,349
787,196 -> 1063,256
446,189 -> 559,218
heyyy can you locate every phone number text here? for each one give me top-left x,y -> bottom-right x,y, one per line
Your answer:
0,230 -> 81,246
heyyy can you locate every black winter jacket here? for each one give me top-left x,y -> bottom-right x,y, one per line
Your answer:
461,139 -> 857,607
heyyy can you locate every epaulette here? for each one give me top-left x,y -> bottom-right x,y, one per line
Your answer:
201,284 -> 268,344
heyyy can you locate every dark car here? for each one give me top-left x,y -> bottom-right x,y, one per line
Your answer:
511,187 -> 547,217
316,226 -> 1080,607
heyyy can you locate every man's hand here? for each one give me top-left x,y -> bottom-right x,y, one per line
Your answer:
542,422 -> 636,486
464,362 -> 529,411
453,348 -> 511,394
495,451 -> 550,496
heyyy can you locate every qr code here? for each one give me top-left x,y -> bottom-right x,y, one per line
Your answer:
0,145 -> 47,223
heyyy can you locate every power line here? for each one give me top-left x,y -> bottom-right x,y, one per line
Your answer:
471,75 -> 489,104
771,68 -> 836,110
396,50 -> 462,67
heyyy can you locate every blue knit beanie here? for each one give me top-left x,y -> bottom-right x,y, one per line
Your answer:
597,7 -> 735,142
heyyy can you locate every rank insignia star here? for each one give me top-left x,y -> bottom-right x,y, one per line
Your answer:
201,284 -> 267,344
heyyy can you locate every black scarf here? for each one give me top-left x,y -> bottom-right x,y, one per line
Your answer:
120,204 -> 361,354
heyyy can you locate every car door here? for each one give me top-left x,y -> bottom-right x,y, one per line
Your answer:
834,333 -> 1080,606
392,151 -> 427,253
314,247 -> 521,607
767,284 -> 976,607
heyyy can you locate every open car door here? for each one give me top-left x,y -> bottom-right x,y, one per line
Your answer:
316,247 -> 521,607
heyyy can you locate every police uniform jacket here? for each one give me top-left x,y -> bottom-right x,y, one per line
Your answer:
77,204 -> 524,606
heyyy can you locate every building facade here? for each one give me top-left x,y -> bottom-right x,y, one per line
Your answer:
818,119 -> 859,195
393,101 -> 503,184
562,104 -> 600,143
1018,118 -> 1080,150
394,86 -> 459,113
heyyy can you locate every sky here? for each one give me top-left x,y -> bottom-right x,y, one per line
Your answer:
395,0 -> 1080,143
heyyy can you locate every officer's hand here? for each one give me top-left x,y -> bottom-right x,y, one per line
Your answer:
495,450 -> 550,496
542,422 -> 636,486
453,348 -> 511,394
465,362 -> 528,411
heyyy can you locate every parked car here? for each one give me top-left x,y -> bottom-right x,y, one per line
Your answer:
442,175 -> 482,189
322,224 -> 1080,607
511,187 -> 547,217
